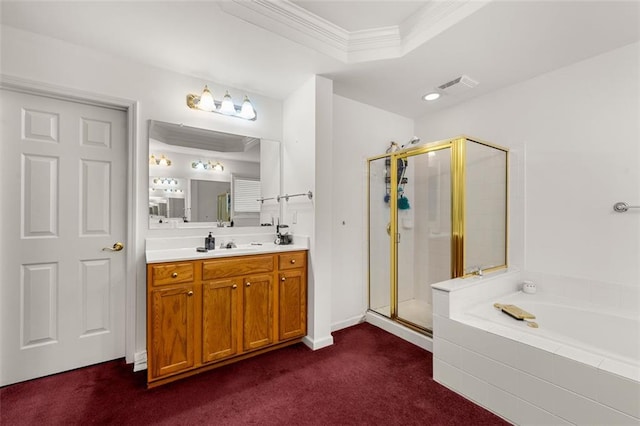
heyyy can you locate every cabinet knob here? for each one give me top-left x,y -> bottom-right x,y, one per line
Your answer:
187,290 -> 193,296
171,272 -> 178,278
246,282 -> 251,287
281,277 -> 286,281
290,259 -> 296,264
232,284 -> 237,289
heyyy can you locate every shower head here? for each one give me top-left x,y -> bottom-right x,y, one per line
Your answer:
401,136 -> 421,148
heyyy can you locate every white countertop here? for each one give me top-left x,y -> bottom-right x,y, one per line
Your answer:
146,238 -> 309,264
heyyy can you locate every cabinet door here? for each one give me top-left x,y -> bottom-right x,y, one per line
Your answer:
242,274 -> 274,351
279,269 -> 307,340
202,278 -> 240,363
150,285 -> 195,378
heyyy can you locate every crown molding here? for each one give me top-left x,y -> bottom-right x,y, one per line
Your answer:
220,0 -> 490,64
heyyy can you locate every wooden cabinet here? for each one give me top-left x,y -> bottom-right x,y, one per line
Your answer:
149,284 -> 196,378
147,250 -> 307,387
242,273 -> 274,351
202,278 -> 239,363
278,253 -> 306,341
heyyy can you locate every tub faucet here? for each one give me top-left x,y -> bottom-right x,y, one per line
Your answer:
470,267 -> 483,277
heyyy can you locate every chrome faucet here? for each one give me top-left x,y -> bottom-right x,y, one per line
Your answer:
220,240 -> 237,249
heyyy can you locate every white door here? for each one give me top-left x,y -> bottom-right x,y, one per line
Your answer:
0,89 -> 127,386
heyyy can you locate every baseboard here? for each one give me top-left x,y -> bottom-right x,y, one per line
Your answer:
365,311 -> 433,352
331,314 -> 365,332
302,334 -> 334,350
133,351 -> 147,372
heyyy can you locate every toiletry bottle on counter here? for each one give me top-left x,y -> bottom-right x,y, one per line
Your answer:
205,232 -> 215,250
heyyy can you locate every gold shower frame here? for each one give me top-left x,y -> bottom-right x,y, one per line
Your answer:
367,136 -> 509,334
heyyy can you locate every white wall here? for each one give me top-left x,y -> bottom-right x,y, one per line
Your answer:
1,25 -> 284,359
282,75 -> 334,349
415,42 -> 640,291
331,95 -> 414,329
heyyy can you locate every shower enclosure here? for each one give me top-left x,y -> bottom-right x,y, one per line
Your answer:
368,136 -> 508,335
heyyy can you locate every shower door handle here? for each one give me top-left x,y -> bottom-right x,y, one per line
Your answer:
396,233 -> 401,243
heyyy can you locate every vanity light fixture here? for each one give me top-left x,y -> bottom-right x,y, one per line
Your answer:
187,85 -> 257,121
211,161 -> 224,172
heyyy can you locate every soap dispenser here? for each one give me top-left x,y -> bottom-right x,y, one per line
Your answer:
205,232 -> 215,250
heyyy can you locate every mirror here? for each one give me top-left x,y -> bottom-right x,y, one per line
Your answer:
148,120 -> 280,228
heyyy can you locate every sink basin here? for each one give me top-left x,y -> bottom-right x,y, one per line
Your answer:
211,246 -> 260,256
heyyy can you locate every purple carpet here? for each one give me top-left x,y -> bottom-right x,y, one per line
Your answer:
1,323 -> 508,425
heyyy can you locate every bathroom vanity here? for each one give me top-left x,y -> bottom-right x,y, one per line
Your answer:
146,242 -> 307,387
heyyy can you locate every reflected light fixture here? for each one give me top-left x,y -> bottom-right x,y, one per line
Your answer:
153,178 -> 178,185
191,160 -> 224,172
211,161 -> 224,172
149,154 -> 172,166
187,85 -> 257,121
191,160 -> 207,170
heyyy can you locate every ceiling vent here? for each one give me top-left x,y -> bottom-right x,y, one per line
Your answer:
438,75 -> 478,95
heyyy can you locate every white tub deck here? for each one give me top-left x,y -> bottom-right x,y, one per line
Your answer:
432,269 -> 640,425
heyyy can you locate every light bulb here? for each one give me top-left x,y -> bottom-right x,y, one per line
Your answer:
239,96 -> 256,120
198,85 -> 215,112
220,91 -> 236,115
422,92 -> 440,101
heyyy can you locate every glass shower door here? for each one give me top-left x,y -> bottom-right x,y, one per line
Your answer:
368,156 -> 392,318
395,147 -> 452,332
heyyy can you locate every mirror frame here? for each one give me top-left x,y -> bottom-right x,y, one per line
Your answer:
147,120 -> 282,230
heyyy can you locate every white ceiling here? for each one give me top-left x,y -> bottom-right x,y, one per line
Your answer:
291,1 -> 427,32
1,1 -> 639,119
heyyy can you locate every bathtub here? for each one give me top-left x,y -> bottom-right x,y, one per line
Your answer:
466,292 -> 640,369
432,270 -> 640,425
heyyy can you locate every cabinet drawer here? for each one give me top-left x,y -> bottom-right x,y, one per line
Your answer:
278,252 -> 306,270
203,255 -> 274,280
151,263 -> 195,286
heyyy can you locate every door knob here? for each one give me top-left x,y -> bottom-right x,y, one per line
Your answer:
187,291 -> 193,296
102,242 -> 124,252
232,284 -> 237,289
246,282 -> 251,287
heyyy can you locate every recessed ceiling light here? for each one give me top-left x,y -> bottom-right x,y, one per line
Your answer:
422,92 -> 440,101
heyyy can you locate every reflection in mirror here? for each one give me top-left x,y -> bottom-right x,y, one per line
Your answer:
148,120 -> 280,228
